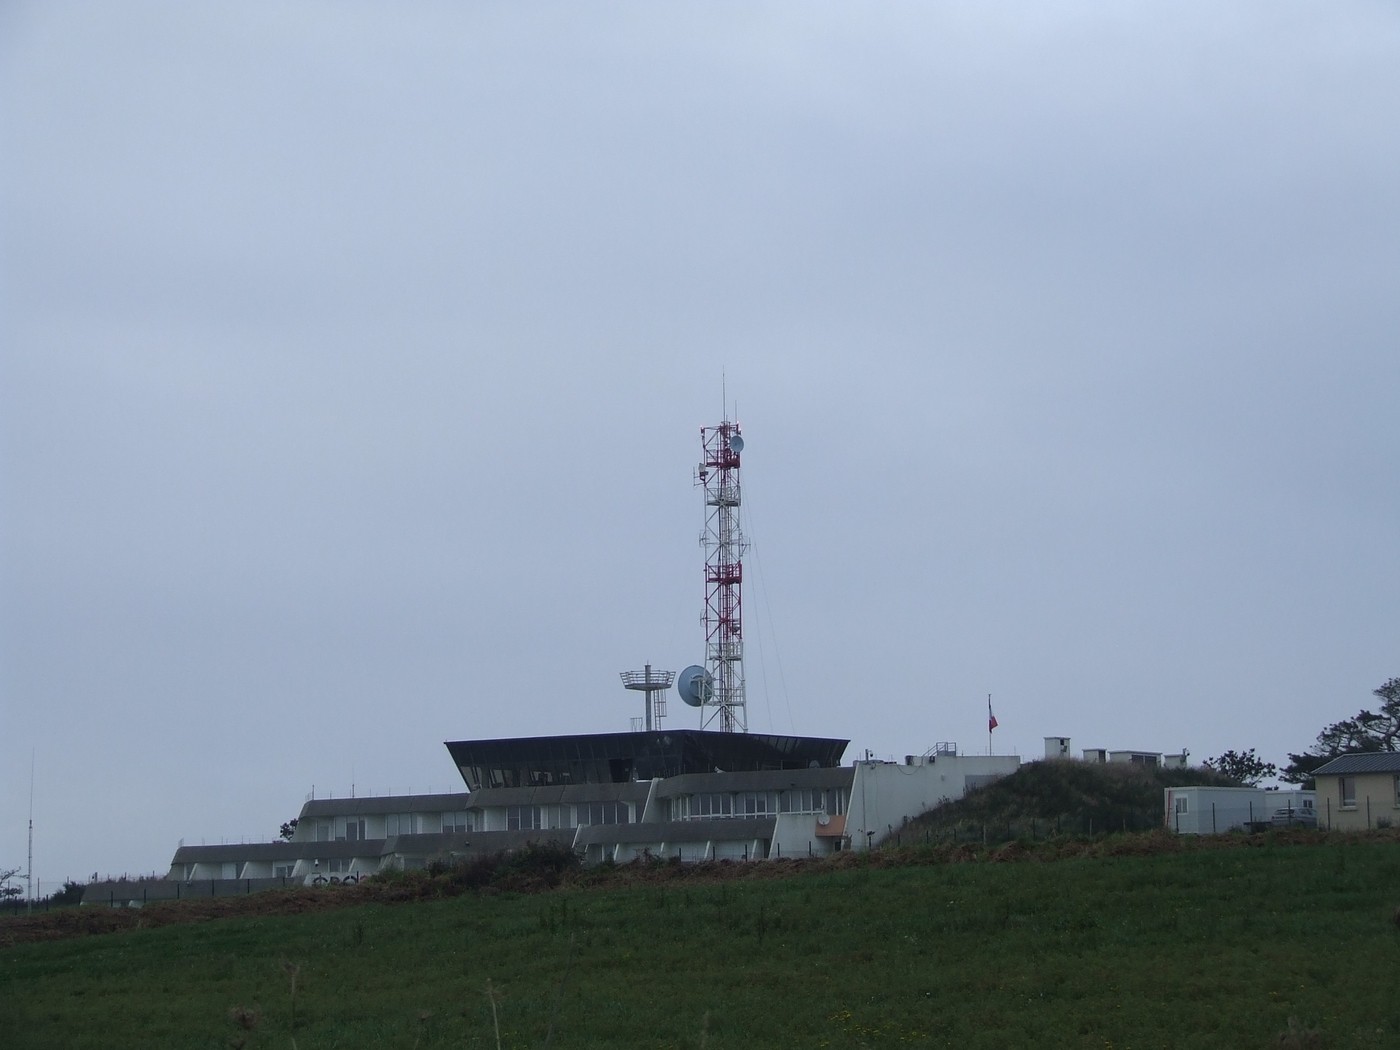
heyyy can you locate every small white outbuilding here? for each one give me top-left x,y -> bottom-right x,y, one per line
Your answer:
1164,786 -> 1314,834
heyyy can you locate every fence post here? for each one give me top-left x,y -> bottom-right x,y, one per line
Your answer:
1212,803 -> 1216,834
1367,796 -> 1371,829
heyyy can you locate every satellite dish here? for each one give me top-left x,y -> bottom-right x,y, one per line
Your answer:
676,664 -> 713,707
817,813 -> 831,827
728,434 -> 744,453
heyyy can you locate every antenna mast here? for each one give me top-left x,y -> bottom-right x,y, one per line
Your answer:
27,751 -> 34,913
695,411 -> 747,732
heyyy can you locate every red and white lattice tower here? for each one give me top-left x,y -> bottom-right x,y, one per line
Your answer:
695,418 -> 747,732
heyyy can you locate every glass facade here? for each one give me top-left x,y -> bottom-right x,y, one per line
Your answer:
447,731 -> 848,791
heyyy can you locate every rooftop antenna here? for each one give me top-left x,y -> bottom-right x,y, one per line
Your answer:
691,399 -> 748,732
620,663 -> 675,731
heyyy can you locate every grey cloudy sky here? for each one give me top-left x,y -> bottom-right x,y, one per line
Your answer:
3,2 -> 1397,888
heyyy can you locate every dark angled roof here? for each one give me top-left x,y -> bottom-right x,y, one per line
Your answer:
300,792 -> 469,818
170,841 -> 305,863
173,839 -> 380,863
446,730 -> 848,790
1310,752 -> 1400,776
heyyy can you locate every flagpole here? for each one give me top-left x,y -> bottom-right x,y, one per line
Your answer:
987,694 -> 992,755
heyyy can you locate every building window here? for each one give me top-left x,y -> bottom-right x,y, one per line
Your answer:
693,794 -> 733,819
1340,777 -> 1356,808
578,802 -> 629,826
507,805 -> 542,831
442,812 -> 469,833
327,858 -> 351,874
1174,797 -> 1189,815
737,792 -> 777,816
780,788 -> 835,814
336,818 -> 366,842
274,864 -> 294,879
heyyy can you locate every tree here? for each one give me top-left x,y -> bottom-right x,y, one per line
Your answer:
46,880 -> 85,906
1281,676 -> 1400,785
279,818 -> 299,841
1203,748 -> 1277,787
0,865 -> 22,902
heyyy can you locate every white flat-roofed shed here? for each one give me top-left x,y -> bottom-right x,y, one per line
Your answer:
1164,786 -> 1314,834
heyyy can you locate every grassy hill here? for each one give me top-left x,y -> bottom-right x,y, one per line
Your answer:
5,831 -> 1400,1049
889,758 -> 1238,845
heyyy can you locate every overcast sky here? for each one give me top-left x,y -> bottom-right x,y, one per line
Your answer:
3,2 -> 1397,889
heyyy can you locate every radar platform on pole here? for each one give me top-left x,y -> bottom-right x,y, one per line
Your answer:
620,664 -> 675,732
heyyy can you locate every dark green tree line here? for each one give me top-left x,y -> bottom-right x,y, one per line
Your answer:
1281,676 -> 1400,785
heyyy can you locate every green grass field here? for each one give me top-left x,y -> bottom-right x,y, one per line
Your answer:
4,836 -> 1399,1049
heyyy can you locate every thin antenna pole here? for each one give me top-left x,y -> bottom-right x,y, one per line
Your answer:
28,750 -> 35,913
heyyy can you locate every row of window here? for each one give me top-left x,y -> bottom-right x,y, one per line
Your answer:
304,789 -> 852,839
504,801 -> 632,831
674,788 -> 846,820
307,812 -> 474,841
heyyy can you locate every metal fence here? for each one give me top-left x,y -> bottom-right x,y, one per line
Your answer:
879,811 -> 1164,849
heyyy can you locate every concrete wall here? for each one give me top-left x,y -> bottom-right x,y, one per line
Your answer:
1316,773 -> 1400,830
845,754 -> 1021,850
770,813 -> 842,859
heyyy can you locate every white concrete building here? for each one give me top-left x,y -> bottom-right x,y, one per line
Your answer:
95,732 -> 1023,904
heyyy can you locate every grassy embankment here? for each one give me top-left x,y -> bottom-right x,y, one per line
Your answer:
898,758 -> 1238,843
4,831 -> 1400,1050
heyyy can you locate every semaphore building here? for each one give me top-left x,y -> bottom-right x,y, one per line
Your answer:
82,730 -> 1018,906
